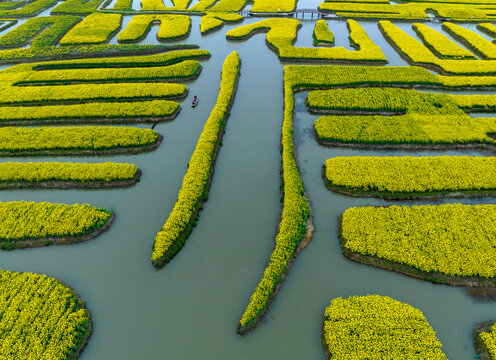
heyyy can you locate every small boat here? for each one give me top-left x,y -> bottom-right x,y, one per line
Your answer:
192,98 -> 199,108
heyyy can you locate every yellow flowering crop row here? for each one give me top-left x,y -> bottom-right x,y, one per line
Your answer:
151,51 -> 240,267
28,49 -> 210,70
325,156 -> 496,196
250,0 -> 296,13
59,13 -> 122,45
413,23 -> 475,59
0,19 -> 16,32
285,64 -> 439,87
313,20 -> 334,46
140,0 -> 167,10
0,0 -> 57,17
200,13 -> 242,34
285,63 -> 496,89
138,0 -> 192,10
478,22 -> 496,37
442,22 -> 496,59
479,323 -> 496,359
0,126 -> 159,155
307,87 -> 437,113
0,2 -> 24,10
451,93 -> 496,109
13,60 -> 201,84
0,99 -> 179,124
315,113 -> 496,145
0,83 -> 186,105
0,16 -> 78,48
238,63 -> 312,331
0,162 -> 138,185
342,204 -> 496,278
379,21 -> 496,75
226,19 -> 386,63
0,15 -> 80,48
0,201 -> 111,242
439,75 -> 496,87
238,63 -> 496,332
51,0 -> 106,14
0,269 -> 91,359
319,1 -> 496,21
0,15 -> 167,63
322,295 -> 447,359
0,42 -> 167,63
208,0 -> 247,12
118,15 -> 191,43
0,56 -> 204,124
113,0 -> 132,10
310,86 -> 496,145
189,0 -> 218,11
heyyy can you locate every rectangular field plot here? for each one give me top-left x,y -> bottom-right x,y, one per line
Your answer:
0,50 -> 207,124
379,21 -> 496,75
341,204 -> 496,279
319,0 -> 496,21
310,87 -> 496,148
0,15 -> 185,63
325,156 -> 496,198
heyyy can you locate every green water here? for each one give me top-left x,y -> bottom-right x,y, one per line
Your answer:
0,16 -> 495,359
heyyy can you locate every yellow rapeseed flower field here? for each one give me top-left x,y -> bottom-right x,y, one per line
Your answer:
322,295 -> 447,359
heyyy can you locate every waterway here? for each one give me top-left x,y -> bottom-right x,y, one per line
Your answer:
0,14 -> 495,359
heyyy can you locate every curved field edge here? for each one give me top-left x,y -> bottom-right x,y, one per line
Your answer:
0,202 -> 114,250
0,269 -> 92,360
151,51 -> 241,267
321,295 -> 447,359
4,213 -> 114,250
0,168 -> 141,189
474,321 -> 496,360
338,216 -> 496,287
236,66 -> 314,334
0,130 -> 162,157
